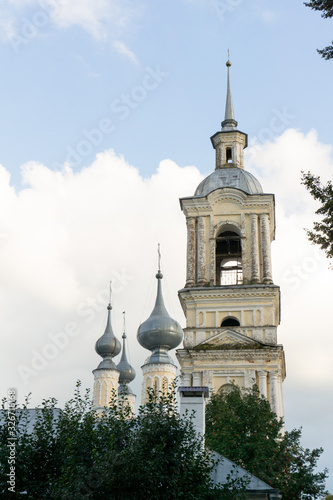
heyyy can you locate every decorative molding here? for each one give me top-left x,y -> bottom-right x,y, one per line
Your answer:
213,219 -> 242,237
196,329 -> 262,348
142,363 -> 177,375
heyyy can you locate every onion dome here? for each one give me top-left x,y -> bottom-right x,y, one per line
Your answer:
95,301 -> 121,370
137,266 -> 183,365
117,313 -> 136,386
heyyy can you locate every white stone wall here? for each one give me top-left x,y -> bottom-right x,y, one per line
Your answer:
93,368 -> 120,409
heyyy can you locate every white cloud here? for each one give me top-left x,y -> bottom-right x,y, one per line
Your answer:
113,40 -> 139,66
0,0 -> 141,61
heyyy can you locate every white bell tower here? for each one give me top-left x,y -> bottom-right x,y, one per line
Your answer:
176,60 -> 286,420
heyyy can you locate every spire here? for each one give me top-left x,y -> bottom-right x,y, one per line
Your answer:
222,56 -> 238,130
95,282 -> 121,370
117,312 -> 136,388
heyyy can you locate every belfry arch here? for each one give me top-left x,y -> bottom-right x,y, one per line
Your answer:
215,225 -> 242,286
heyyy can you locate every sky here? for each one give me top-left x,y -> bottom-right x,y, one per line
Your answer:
0,0 -> 332,493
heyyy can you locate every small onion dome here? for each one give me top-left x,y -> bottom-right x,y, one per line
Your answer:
95,303 -> 121,360
137,270 -> 183,353
117,331 -> 136,385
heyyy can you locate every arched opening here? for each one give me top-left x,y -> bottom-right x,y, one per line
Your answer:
226,147 -> 232,163
218,383 -> 240,395
221,317 -> 240,327
215,230 -> 242,285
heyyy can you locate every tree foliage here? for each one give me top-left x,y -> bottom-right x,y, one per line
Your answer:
0,382 -> 246,499
205,385 -> 328,499
301,171 -> 333,263
304,0 -> 333,59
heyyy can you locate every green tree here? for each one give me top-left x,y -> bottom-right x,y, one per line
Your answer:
304,0 -> 333,59
0,382 -> 246,499
301,171 -> 333,263
205,385 -> 328,499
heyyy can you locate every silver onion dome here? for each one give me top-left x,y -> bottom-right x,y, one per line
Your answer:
137,268 -> 183,365
95,302 -> 121,370
117,314 -> 136,385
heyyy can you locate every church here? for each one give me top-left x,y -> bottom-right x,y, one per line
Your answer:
91,59 -> 286,427
2,60 -> 286,500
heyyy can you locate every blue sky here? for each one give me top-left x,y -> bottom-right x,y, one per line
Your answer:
0,0 -> 332,184
0,0 -> 333,494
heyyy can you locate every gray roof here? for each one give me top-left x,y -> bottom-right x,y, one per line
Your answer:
210,452 -> 280,496
0,408 -> 62,434
194,167 -> 263,197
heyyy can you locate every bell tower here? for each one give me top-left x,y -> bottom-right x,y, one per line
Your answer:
176,60 -> 286,420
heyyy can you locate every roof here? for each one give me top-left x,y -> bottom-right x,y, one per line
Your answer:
210,452 -> 280,496
194,167 -> 263,197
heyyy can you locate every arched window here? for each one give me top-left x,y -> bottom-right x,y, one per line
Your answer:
215,230 -> 242,285
161,376 -> 168,395
226,147 -> 232,163
221,317 -> 240,327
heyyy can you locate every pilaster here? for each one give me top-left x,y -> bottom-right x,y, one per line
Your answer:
186,217 -> 197,287
258,370 -> 267,398
197,216 -> 207,285
260,213 -> 273,284
249,214 -> 260,283
269,371 -> 279,415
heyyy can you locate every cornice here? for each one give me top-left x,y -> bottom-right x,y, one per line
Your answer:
179,285 -> 280,302
176,346 -> 284,361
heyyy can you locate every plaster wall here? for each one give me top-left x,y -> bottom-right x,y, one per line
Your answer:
141,363 -> 177,404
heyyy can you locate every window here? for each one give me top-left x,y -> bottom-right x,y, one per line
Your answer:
226,147 -> 232,163
221,317 -> 240,327
215,230 -> 242,285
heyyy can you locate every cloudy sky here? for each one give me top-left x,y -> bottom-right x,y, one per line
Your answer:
0,0 -> 332,492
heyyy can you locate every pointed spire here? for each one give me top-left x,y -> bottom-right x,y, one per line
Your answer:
117,312 -> 135,386
151,244 -> 169,319
95,282 -> 121,369
222,55 -> 238,130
